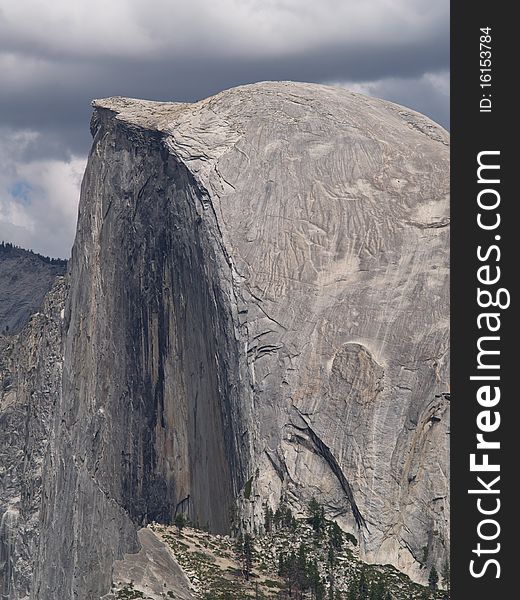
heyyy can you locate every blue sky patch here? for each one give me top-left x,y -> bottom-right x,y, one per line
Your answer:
9,181 -> 33,205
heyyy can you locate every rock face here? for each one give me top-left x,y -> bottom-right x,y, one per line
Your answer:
0,278 -> 66,599
2,82 -> 449,599
100,528 -> 196,600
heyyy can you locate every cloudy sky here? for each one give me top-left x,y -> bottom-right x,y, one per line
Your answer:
0,0 -> 449,258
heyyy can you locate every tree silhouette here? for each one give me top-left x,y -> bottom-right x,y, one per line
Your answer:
174,513 -> 186,535
308,497 -> 326,536
428,566 -> 439,590
358,569 -> 369,600
242,533 -> 254,580
441,559 -> 450,591
264,506 -> 274,533
329,522 -> 343,551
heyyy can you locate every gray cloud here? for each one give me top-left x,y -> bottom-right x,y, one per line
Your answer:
335,70 -> 450,131
0,0 -> 449,258
0,127 -> 85,258
1,1 -> 448,60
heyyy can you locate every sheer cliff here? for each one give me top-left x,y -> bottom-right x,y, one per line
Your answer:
1,82 -> 449,599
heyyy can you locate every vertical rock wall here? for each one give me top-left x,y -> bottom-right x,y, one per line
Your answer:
32,107 -> 252,600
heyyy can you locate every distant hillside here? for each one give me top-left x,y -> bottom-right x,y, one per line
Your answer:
0,241 -> 67,335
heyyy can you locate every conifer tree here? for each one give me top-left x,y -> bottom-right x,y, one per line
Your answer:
358,569 -> 369,600
370,580 -> 385,600
308,559 -> 321,595
315,581 -> 325,600
174,513 -> 186,535
327,545 -> 336,569
329,522 -> 344,551
273,508 -> 282,529
264,506 -> 273,533
242,533 -> 254,580
428,566 -> 439,589
441,559 -> 450,590
347,580 -> 358,600
308,497 -> 326,535
278,552 -> 285,577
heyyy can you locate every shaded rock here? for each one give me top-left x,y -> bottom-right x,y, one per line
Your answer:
0,243 -> 66,335
0,277 -> 66,599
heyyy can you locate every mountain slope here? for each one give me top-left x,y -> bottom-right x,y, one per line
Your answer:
0,277 -> 66,599
0,242 -> 66,335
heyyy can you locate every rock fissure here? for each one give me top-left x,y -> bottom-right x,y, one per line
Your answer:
290,409 -> 367,531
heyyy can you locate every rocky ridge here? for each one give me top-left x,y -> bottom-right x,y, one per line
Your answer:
0,277 -> 66,599
0,243 -> 66,335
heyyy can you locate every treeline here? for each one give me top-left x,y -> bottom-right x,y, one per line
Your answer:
0,241 -> 67,266
269,498 -> 383,600
263,498 -> 443,600
170,494 -> 446,600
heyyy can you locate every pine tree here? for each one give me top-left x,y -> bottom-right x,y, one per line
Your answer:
358,569 -> 369,600
174,513 -> 186,535
296,543 -> 308,591
275,501 -> 297,531
428,566 -> 439,589
242,533 -> 254,580
441,559 -> 450,590
308,560 -> 322,598
329,583 -> 335,600
370,580 -> 385,600
282,550 -> 297,597
273,507 -> 282,529
264,506 -> 273,533
315,580 -> 325,600
309,497 -> 321,515
329,522 -> 344,551
308,497 -> 326,535
278,552 -> 285,577
327,545 -> 336,569
347,580 -> 358,600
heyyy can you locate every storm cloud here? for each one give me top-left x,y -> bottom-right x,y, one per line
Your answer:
0,0 -> 449,258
